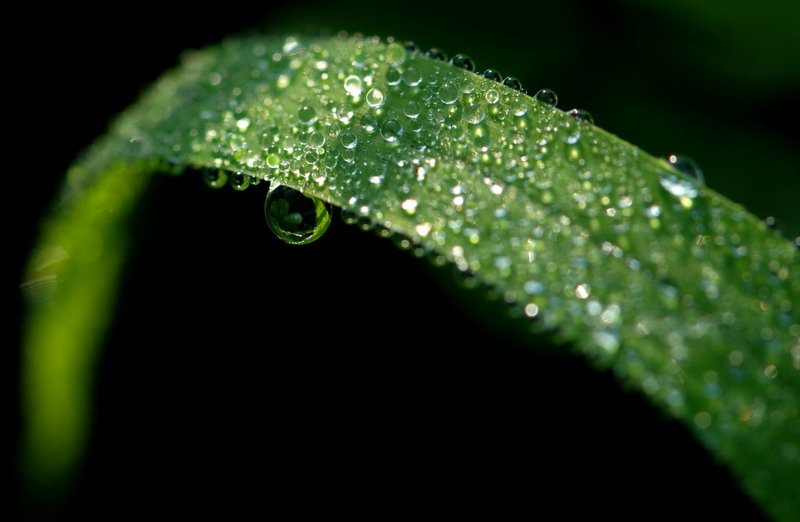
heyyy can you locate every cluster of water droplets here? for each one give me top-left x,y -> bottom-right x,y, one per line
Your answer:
129,34 -> 800,468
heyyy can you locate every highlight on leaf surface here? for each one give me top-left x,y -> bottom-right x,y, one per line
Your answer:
20,33 -> 800,521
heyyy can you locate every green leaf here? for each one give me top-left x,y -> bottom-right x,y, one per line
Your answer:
21,34 -> 800,520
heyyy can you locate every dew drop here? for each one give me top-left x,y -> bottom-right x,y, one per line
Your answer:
230,172 -> 250,191
402,67 -> 422,86
404,100 -> 422,118
665,154 -> 704,183
341,132 -> 358,149
385,42 -> 407,66
438,82 -> 460,104
501,77 -> 523,92
344,75 -> 363,96
266,153 -> 281,169
265,185 -> 332,245
366,88 -> 386,108
482,69 -> 502,82
381,119 -> 404,142
361,113 -> 378,132
465,103 -> 487,125
485,89 -> 500,104
450,54 -> 475,71
764,216 -> 779,230
386,68 -> 402,85
568,108 -> 594,125
307,131 -> 326,149
426,48 -> 447,61
203,167 -> 228,189
298,105 -> 318,125
534,88 -> 558,106
403,41 -> 419,53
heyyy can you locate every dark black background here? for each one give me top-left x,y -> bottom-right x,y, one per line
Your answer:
12,1 -> 798,519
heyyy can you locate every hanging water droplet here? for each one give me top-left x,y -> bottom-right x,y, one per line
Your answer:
501,77 -> 523,92
665,154 -> 704,183
426,48 -> 447,61
265,185 -> 332,245
534,88 -> 558,106
298,105 -> 318,125
230,172 -> 250,191
450,54 -> 475,71
381,119 -> 404,142
203,167 -> 228,189
482,69 -> 502,82
568,109 -> 594,124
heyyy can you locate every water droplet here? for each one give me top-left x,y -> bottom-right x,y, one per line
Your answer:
402,67 -> 422,86
450,54 -> 475,71
265,185 -> 332,245
568,109 -> 594,125
575,283 -> 591,299
764,216 -> 779,230
404,100 -> 421,118
426,48 -> 447,61
230,172 -> 250,191
665,154 -> 704,183
307,131 -> 326,149
501,77 -> 523,92
465,103 -> 486,125
380,119 -> 404,142
659,172 -> 699,200
344,75 -> 363,96
298,105 -> 318,125
266,153 -> 281,169
438,82 -> 460,104
485,89 -> 500,104
203,167 -> 228,189
534,88 -> 558,106
341,132 -> 358,149
361,114 -> 378,132
482,69 -> 502,82
385,69 -> 402,86
403,41 -> 419,53
366,88 -> 386,108
385,42 -> 407,66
